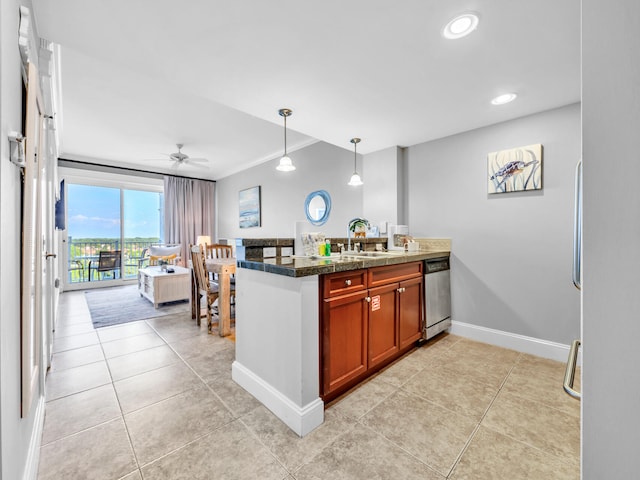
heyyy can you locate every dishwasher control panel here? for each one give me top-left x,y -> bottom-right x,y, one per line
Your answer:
425,258 -> 449,273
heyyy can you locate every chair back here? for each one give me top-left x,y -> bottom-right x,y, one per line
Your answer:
190,245 -> 209,292
98,250 -> 121,272
205,244 -> 233,259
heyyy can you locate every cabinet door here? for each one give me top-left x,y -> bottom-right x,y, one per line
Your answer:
368,283 -> 399,368
322,290 -> 369,396
398,276 -> 424,349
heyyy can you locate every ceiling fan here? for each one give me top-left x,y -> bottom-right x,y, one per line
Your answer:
148,143 -> 208,167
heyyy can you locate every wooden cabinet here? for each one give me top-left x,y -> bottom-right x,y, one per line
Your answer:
323,270 -> 367,297
368,283 -> 399,368
321,261 -> 423,400
398,277 -> 424,349
322,290 -> 369,395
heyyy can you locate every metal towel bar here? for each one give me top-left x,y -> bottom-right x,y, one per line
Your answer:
563,339 -> 581,400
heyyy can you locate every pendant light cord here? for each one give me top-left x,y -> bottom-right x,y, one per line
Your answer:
283,114 -> 288,156
353,140 -> 357,171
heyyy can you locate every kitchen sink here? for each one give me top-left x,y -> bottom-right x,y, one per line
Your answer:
345,251 -> 405,258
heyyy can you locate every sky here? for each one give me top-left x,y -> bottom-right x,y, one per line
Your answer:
67,184 -> 162,239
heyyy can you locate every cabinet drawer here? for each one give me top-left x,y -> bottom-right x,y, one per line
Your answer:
368,261 -> 423,287
323,270 -> 367,298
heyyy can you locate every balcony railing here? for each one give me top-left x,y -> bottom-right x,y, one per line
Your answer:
67,237 -> 160,283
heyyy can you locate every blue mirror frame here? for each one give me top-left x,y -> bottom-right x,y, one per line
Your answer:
304,190 -> 331,226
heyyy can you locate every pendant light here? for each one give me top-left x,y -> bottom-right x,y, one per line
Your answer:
348,138 -> 363,186
276,108 -> 295,171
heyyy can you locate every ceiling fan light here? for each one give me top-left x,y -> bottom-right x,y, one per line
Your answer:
277,155 -> 296,171
348,172 -> 363,186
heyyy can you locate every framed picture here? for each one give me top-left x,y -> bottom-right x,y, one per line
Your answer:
488,144 -> 543,194
239,186 -> 261,228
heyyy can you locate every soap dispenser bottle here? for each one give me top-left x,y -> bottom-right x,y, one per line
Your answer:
325,239 -> 331,256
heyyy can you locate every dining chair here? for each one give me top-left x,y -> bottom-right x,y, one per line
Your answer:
204,243 -> 233,259
204,243 -> 236,307
190,245 -> 220,332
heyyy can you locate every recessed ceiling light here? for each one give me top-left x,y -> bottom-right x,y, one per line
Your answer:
491,93 -> 518,105
442,13 -> 479,39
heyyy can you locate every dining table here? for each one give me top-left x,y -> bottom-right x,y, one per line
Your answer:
204,257 -> 236,337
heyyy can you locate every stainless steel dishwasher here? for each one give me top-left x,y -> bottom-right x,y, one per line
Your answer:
424,257 -> 451,339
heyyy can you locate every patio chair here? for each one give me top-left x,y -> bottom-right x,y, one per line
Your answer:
88,250 -> 121,281
68,260 -> 84,282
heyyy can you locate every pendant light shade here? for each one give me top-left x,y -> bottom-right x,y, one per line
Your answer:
348,138 -> 363,186
276,108 -> 296,171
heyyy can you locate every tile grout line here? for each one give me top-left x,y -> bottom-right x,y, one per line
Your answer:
95,320 -> 145,477
352,420 -> 445,479
236,414 -> 298,476
45,294 -> 143,479
141,318 -> 243,424
144,319 -> 341,477
445,353 -> 523,479
331,342 -> 464,478
101,320 -> 237,476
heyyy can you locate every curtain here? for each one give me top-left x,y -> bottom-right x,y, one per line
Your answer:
163,176 -> 215,266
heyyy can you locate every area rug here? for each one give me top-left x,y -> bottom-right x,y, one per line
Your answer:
85,285 -> 190,328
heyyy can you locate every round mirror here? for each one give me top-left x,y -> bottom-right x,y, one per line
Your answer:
304,190 -> 331,226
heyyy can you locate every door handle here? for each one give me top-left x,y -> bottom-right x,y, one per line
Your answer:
563,339 -> 581,400
572,160 -> 582,290
45,252 -> 57,259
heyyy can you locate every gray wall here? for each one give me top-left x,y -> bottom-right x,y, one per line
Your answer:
362,146 -> 402,231
583,0 -> 640,476
406,103 -> 581,345
1,2 -> 43,479
217,141 -> 364,240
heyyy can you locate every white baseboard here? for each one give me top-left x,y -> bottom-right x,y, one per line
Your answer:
450,321 -> 582,365
231,361 -> 324,437
23,395 -> 45,480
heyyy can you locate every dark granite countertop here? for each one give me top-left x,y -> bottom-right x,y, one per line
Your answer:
237,250 -> 450,278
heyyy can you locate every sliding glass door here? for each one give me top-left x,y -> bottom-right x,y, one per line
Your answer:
67,184 -> 121,283
122,189 -> 163,279
63,175 -> 163,289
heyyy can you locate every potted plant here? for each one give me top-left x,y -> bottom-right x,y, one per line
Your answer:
349,218 -> 369,238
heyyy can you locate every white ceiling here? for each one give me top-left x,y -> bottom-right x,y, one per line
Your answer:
32,0 -> 580,180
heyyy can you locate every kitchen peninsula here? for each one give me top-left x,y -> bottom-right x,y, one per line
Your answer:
231,243 -> 450,437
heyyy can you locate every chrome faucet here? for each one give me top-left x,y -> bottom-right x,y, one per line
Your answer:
347,218 -> 369,253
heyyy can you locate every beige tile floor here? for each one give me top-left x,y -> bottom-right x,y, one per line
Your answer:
38,290 -> 581,479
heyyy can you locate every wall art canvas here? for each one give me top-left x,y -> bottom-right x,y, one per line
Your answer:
239,186 -> 261,228
488,144 -> 543,194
